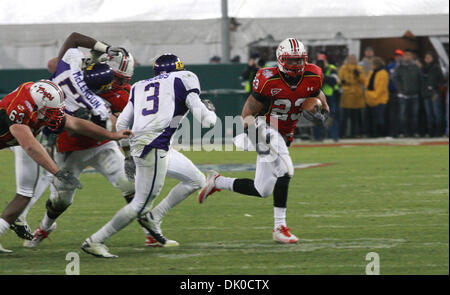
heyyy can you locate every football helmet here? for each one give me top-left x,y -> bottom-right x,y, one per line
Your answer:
153,53 -> 184,76
83,63 -> 114,93
276,38 -> 308,77
107,52 -> 135,86
29,80 -> 65,129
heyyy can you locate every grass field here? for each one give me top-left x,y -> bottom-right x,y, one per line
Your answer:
0,142 -> 448,275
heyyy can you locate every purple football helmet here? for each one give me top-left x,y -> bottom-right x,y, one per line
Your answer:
83,63 -> 114,93
153,53 -> 184,76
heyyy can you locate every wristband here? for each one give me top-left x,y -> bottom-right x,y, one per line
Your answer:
93,41 -> 109,53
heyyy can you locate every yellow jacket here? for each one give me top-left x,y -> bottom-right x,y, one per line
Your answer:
338,64 -> 366,109
364,69 -> 389,107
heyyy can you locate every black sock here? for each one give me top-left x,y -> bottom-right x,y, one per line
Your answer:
273,175 -> 291,208
232,179 -> 262,197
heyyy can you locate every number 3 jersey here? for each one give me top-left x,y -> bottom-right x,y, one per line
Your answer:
252,64 -> 323,141
0,82 -> 64,149
117,70 -> 205,158
50,48 -> 111,152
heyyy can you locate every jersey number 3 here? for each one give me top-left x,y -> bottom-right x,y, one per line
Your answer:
142,82 -> 160,116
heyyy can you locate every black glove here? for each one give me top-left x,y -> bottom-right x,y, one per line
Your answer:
302,105 -> 328,124
73,108 -> 91,120
55,170 -> 82,190
201,99 -> 216,112
107,46 -> 129,57
124,156 -> 136,181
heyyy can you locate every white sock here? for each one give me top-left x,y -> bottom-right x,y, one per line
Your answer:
274,207 -> 287,229
40,213 -> 56,232
151,182 -> 194,221
90,204 -> 137,243
0,218 -> 10,236
215,176 -> 235,191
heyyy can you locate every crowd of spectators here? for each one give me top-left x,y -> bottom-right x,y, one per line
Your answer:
311,47 -> 448,140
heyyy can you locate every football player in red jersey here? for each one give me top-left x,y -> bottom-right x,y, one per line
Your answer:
0,80 -> 132,252
198,38 -> 330,244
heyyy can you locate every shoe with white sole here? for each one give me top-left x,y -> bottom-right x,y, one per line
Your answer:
23,223 -> 57,248
0,242 -> 13,253
10,217 -> 33,240
273,225 -> 299,244
139,212 -> 179,247
81,238 -> 118,258
198,170 -> 221,204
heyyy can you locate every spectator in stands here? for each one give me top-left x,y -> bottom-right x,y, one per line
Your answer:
393,49 -> 422,137
359,46 -> 375,78
315,53 -> 340,141
365,57 -> 390,137
209,56 -> 221,64
241,53 -> 265,94
386,49 -> 404,137
421,51 -> 445,137
338,54 -> 366,138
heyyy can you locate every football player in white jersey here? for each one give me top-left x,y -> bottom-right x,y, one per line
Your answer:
81,53 -> 217,258
24,32 -> 136,248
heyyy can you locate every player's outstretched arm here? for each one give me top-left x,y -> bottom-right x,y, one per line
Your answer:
316,90 -> 330,113
63,115 -> 133,141
9,124 -> 60,175
241,94 -> 264,128
57,32 -> 128,63
9,124 -> 82,190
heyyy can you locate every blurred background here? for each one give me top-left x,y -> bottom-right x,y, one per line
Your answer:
0,0 -> 449,141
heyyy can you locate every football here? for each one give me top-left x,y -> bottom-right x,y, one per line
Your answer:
300,97 -> 322,112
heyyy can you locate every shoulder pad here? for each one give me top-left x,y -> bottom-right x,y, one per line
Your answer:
252,67 -> 278,93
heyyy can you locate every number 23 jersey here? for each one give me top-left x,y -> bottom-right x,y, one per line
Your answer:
252,64 -> 323,138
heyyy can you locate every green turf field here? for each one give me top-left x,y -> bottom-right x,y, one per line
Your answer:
0,143 -> 448,275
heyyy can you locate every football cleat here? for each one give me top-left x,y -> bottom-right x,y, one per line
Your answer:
138,213 -> 179,247
10,218 -> 33,240
23,223 -> 57,248
81,238 -> 118,258
198,170 -> 221,204
273,225 -> 299,244
0,242 -> 13,253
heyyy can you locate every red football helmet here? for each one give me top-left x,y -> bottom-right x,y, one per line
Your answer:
29,80 -> 65,130
276,38 -> 308,77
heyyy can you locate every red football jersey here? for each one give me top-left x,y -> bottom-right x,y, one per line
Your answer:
0,82 -> 63,149
56,83 -> 131,152
252,65 -> 323,140
101,83 -> 131,113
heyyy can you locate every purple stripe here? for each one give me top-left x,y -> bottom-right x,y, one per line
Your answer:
50,60 -> 71,80
130,86 -> 135,105
138,149 -> 158,215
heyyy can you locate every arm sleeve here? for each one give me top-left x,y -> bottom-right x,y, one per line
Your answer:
64,49 -> 111,120
186,92 -> 217,128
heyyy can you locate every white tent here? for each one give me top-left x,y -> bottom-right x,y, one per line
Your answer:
0,0 -> 448,68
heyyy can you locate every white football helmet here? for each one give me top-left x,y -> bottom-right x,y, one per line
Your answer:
29,80 -> 65,129
107,52 -> 135,85
276,38 -> 308,77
